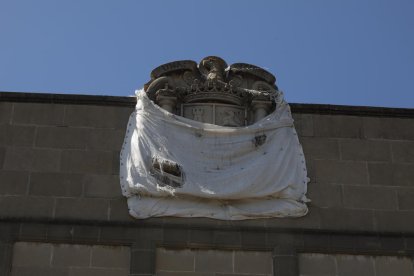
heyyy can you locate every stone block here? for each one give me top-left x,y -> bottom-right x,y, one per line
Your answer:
375,210 -> 414,233
300,137 -> 340,160
364,117 -> 414,140
64,105 -> 132,129
163,228 -> 189,245
86,128 -> 125,151
109,198 -> 134,222
330,234 -> 358,250
307,183 -> 343,208
188,229 -> 214,245
293,113 -> 314,137
61,150 -> 114,174
240,230 -> 267,248
0,195 -> 55,219
298,253 -> 336,275
130,250 -> 155,275
379,236 -> 405,251
313,115 -> 363,138
340,139 -> 391,162
0,147 -> 4,169
392,141 -> 414,163
11,267 -> 69,276
52,243 -> 91,267
29,172 -> 83,197
343,185 -> 397,210
0,102 -> 12,124
83,174 -> 122,198
374,255 -> 414,276
369,163 -> 414,186
73,225 -> 100,242
100,226 -> 139,244
336,254 -> 375,276
213,230 -> 241,247
47,224 -> 74,242
3,147 -> 60,172
12,102 -> 64,126
0,125 -> 36,147
397,188 -> 414,210
273,256 -> 297,276
194,249 -> 232,273
234,250 -> 273,274
303,233 -> 331,250
68,267 -> 129,276
156,248 -> 194,272
54,198 -> 109,221
319,208 -> 375,232
20,223 -> 48,240
12,242 -> 52,267
0,170 -> 29,195
35,126 -> 87,149
314,160 -> 368,185
91,245 -> 130,268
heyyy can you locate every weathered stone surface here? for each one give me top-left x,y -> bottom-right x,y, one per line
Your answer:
375,210 -> 414,232
61,150 -> 114,174
54,198 -> 108,220
156,248 -> 194,272
319,208 -> 375,232
68,268 -> 129,276
3,147 -> 60,172
313,115 -> 363,138
29,172 -> 83,197
306,183 -> 343,208
12,242 -> 52,267
343,185 -> 398,210
12,103 -> 64,126
52,244 -> 91,267
234,250 -> 273,274
64,105 -> 132,129
91,245 -> 130,268
83,174 -> 122,198
314,160 -> 368,185
340,139 -> 391,162
392,141 -> 414,163
0,125 -> 36,147
299,253 -> 336,275
397,188 -> 414,210
0,196 -> 55,219
369,163 -> 414,186
364,117 -> 414,140
336,254 -> 375,276
0,170 -> 29,195
35,126 -> 87,149
0,102 -> 12,124
375,255 -> 414,276
300,137 -> 340,160
195,250 -> 232,273
86,128 -> 125,151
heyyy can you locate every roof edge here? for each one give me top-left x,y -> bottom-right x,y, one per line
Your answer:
1,91 -> 413,118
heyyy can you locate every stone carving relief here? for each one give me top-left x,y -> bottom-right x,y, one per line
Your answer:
144,56 -> 279,127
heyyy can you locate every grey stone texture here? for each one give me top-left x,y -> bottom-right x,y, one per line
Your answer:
156,248 -> 273,275
299,253 -> 414,276
1,93 -> 414,275
10,242 -> 130,276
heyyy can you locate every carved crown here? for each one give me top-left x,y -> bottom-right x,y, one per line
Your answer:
144,56 -> 278,106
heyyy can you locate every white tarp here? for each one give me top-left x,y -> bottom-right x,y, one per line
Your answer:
120,90 -> 309,220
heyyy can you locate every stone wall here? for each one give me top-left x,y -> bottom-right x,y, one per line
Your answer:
1,92 -> 413,275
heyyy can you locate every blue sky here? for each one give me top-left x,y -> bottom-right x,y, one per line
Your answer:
1,0 -> 413,108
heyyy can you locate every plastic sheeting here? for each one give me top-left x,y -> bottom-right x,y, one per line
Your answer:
120,90 -> 309,220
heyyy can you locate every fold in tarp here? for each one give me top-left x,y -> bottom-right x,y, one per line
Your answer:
120,90 -> 309,220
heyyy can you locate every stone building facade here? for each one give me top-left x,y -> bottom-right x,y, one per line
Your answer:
0,91 -> 414,275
